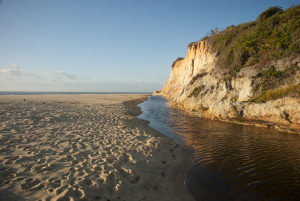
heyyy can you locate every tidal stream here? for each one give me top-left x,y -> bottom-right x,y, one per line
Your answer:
138,96 -> 300,201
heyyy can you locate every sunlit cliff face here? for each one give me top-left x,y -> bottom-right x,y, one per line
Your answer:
161,41 -> 215,99
160,39 -> 300,133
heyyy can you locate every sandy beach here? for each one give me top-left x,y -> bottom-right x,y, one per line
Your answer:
0,94 -> 194,201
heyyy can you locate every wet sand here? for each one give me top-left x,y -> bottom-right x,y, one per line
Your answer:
0,94 -> 194,201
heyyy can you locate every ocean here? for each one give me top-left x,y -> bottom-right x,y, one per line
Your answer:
0,91 -> 152,95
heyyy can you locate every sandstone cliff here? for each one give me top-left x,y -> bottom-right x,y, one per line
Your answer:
160,41 -> 300,133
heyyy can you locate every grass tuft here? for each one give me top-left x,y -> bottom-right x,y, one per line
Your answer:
171,57 -> 184,68
190,72 -> 208,85
189,85 -> 205,97
188,42 -> 198,48
251,83 -> 300,102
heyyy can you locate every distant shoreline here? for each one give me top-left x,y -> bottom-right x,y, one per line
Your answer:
0,91 -> 152,95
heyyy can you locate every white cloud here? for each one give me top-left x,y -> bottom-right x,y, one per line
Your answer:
9,64 -> 20,69
0,68 -> 41,80
0,68 -> 162,92
43,71 -> 81,80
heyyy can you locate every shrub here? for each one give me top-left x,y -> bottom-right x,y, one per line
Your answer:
230,102 -> 239,117
200,36 -> 209,41
207,27 -> 219,37
250,83 -> 300,102
201,106 -> 209,110
258,65 -> 296,91
256,6 -> 283,23
190,72 -> 208,85
189,85 -> 205,97
188,42 -> 198,48
171,57 -> 184,68
203,4 -> 300,77
261,67 -> 283,77
230,96 -> 239,102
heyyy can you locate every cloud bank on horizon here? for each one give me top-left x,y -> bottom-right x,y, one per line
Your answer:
0,66 -> 160,92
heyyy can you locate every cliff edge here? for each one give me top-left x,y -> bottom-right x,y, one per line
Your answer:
159,40 -> 300,134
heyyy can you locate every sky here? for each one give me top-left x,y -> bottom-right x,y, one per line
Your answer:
0,0 -> 299,92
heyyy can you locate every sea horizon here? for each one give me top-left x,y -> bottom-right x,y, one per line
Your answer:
0,91 -> 153,95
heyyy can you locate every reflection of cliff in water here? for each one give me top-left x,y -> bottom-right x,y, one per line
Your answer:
138,96 -> 300,201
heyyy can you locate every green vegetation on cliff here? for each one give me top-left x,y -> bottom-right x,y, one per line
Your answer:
202,5 -> 300,76
187,42 -> 198,48
171,57 -> 184,68
184,4 -> 300,102
188,85 -> 205,97
251,83 -> 300,102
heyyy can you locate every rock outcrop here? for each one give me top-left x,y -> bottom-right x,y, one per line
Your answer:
160,41 -> 300,133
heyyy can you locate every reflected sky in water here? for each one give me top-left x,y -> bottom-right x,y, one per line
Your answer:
138,96 -> 300,201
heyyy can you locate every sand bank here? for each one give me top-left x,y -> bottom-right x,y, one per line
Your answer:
0,94 -> 194,201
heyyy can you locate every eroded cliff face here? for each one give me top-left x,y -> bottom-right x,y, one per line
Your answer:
161,41 -> 215,99
160,41 -> 300,133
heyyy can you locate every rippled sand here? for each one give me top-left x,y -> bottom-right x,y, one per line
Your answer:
0,94 -> 193,201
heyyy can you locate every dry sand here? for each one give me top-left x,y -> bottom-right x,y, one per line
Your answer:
0,94 -> 194,201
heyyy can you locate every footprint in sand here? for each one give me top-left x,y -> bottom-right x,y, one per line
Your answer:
14,156 -> 31,164
6,144 -> 16,149
0,148 -> 10,153
119,153 -> 131,163
55,187 -> 84,201
74,169 -> 85,177
58,154 -> 74,163
32,164 -> 54,173
22,145 -> 32,151
71,158 -> 80,166
0,167 -> 19,183
20,178 -> 42,190
38,149 -> 51,154
119,167 -> 140,184
3,179 -> 12,184
48,178 -> 62,189
101,152 -> 106,158
90,164 -> 102,172
61,171 -> 71,180
0,167 -> 10,172
106,157 -> 115,164
55,185 -> 68,195
82,178 -> 93,186
3,156 -> 20,165
37,158 -> 46,164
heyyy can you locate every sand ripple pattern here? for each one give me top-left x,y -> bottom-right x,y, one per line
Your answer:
0,101 -> 186,201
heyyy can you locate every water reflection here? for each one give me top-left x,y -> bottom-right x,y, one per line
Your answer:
138,96 -> 300,201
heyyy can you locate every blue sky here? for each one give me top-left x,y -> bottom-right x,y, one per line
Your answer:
0,0 -> 298,92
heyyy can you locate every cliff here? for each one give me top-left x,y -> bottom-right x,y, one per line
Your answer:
161,41 -> 215,99
160,41 -> 300,133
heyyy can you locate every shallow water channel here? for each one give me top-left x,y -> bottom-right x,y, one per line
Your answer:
138,96 -> 300,201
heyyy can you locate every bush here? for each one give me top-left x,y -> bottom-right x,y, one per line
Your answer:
171,57 -> 184,68
256,6 -> 283,22
188,42 -> 198,48
189,85 -> 205,97
200,36 -> 209,41
251,83 -> 300,102
230,96 -> 239,102
190,72 -> 208,85
204,4 -> 300,77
